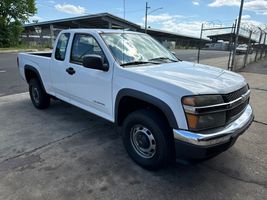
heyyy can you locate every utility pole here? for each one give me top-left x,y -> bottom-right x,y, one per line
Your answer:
145,2 -> 150,33
231,0 -> 244,70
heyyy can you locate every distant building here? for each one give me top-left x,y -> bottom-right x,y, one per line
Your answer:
22,12 -> 205,48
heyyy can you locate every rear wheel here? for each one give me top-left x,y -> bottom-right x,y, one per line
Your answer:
29,78 -> 50,109
122,109 -> 173,170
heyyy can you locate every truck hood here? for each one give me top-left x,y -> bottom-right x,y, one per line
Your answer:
126,61 -> 246,95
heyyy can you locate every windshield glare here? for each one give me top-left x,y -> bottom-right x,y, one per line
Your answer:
101,33 -> 178,66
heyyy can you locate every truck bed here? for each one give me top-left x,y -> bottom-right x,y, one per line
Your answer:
29,52 -> 52,57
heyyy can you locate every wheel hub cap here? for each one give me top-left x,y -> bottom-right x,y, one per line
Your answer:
32,87 -> 40,104
130,125 -> 156,158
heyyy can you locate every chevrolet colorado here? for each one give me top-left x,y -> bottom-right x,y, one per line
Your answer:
18,29 -> 254,169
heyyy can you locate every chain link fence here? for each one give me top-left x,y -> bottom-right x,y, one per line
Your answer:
197,21 -> 267,71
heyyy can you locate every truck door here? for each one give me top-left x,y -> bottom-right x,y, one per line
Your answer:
66,33 -> 113,121
50,32 -> 71,102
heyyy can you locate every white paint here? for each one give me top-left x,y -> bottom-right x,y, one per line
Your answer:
0,70 -> 6,73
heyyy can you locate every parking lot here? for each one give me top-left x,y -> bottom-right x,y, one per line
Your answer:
0,52 -> 267,200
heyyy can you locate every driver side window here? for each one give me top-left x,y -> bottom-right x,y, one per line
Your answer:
70,33 -> 105,64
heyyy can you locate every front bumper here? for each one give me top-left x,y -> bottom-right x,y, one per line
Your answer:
173,104 -> 254,159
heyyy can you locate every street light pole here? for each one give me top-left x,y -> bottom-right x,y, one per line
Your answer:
231,0 -> 244,70
144,2 -> 163,33
145,2 -> 150,33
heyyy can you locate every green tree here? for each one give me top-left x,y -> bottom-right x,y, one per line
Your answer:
0,0 -> 37,47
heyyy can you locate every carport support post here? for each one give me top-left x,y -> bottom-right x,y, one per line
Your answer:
108,22 -> 112,29
50,24 -> 55,48
197,23 -> 203,63
264,32 -> 267,56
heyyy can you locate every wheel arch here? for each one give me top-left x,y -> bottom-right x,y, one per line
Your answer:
24,65 -> 46,92
115,89 -> 178,129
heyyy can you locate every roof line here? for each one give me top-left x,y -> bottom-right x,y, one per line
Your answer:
24,12 -> 140,28
142,27 -> 204,40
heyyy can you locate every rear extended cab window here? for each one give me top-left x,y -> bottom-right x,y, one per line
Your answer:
55,33 -> 70,61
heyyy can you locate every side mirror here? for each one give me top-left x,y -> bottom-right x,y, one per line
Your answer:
170,51 -> 176,57
82,55 -> 109,71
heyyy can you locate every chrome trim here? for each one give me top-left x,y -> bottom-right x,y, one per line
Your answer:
183,90 -> 250,114
173,105 -> 254,146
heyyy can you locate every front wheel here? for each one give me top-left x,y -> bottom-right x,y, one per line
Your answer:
29,78 -> 50,109
122,109 -> 173,170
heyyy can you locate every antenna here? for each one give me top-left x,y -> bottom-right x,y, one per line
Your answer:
122,0 -> 126,63
123,0 -> 126,20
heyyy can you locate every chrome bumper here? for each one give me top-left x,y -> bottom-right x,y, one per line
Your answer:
173,105 -> 254,147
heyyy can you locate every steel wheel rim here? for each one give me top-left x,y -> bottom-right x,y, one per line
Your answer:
32,87 -> 40,104
130,125 -> 156,158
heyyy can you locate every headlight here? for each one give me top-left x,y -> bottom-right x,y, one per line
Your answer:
182,95 -> 226,131
182,95 -> 224,107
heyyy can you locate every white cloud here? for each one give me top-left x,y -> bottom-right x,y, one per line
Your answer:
55,4 -> 86,15
143,13 -> 185,23
142,13 -> 202,37
208,0 -> 267,15
244,0 -> 267,15
29,15 -> 43,22
161,20 -> 202,37
208,0 -> 239,7
192,1 -> 200,6
241,14 -> 251,20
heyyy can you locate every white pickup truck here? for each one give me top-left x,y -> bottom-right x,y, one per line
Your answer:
18,29 -> 254,169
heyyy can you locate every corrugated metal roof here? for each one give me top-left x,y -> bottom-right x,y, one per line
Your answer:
24,12 -> 140,28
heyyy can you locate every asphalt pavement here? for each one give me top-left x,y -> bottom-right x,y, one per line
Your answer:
175,49 -> 229,62
0,53 -> 27,97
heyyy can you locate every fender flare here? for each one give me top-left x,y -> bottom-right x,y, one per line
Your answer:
115,88 -> 178,129
24,65 -> 46,92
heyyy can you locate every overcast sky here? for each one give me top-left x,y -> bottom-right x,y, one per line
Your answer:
32,0 -> 267,37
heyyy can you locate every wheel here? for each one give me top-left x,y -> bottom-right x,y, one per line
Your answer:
29,78 -> 50,109
122,109 -> 173,170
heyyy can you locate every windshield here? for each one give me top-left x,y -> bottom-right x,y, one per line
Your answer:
101,33 -> 178,66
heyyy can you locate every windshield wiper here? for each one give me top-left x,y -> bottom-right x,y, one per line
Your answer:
149,57 -> 178,62
121,61 -> 159,66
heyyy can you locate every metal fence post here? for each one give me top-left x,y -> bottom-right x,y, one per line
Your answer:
231,0 -> 244,71
197,23 -> 203,63
244,30 -> 252,67
260,32 -> 266,59
227,20 -> 237,70
255,29 -> 263,62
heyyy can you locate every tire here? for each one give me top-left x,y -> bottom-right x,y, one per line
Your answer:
122,109 -> 173,170
29,78 -> 50,109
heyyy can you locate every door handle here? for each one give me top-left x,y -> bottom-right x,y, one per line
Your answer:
66,67 -> 76,75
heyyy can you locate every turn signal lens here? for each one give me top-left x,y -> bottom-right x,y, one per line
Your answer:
186,114 -> 198,129
182,97 -> 196,106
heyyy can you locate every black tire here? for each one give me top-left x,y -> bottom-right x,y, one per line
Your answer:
122,109 -> 173,170
29,78 -> 50,109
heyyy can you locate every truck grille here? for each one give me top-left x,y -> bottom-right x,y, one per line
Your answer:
223,85 -> 249,123
222,85 -> 249,103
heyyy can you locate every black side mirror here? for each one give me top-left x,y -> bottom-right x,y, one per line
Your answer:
82,55 -> 109,71
170,51 -> 176,57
